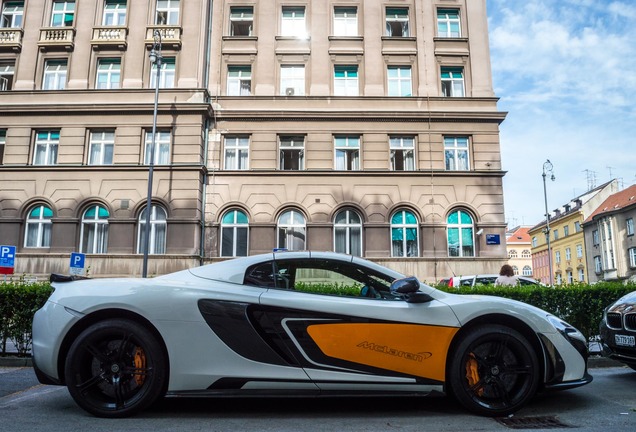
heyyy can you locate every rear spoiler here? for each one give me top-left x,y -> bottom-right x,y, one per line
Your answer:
50,273 -> 90,283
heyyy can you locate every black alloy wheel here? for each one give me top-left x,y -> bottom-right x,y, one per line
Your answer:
64,318 -> 167,418
448,324 -> 540,417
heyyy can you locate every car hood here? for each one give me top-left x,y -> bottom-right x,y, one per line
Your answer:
607,290 -> 636,312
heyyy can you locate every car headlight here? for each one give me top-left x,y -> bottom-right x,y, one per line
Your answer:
547,315 -> 585,343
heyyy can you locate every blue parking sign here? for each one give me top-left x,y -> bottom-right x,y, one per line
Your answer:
0,245 -> 16,275
70,252 -> 86,276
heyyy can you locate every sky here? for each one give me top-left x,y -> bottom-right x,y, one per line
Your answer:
486,0 -> 636,228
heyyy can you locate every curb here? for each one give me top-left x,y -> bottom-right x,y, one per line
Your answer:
0,354 -> 625,370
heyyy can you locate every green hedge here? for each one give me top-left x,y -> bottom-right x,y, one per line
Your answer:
0,277 -> 52,356
435,281 -> 636,341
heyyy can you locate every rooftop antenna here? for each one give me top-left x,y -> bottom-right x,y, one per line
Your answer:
583,169 -> 597,191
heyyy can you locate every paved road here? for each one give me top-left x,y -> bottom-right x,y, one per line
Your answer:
1,366 -> 635,432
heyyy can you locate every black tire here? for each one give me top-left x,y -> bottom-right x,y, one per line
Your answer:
448,324 -> 540,417
64,318 -> 167,418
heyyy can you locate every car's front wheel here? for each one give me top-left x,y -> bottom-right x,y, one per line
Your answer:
64,318 -> 167,418
448,324 -> 539,417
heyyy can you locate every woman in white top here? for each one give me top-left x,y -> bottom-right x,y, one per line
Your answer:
495,264 -> 519,287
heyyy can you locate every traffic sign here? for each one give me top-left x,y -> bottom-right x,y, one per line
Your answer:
70,252 -> 86,276
0,245 -> 16,275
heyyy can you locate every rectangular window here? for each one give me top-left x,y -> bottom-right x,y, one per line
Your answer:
230,6 -> 253,36
574,221 -> 581,232
555,250 -> 561,264
578,268 -> 585,282
385,7 -> 409,37
563,225 -> 569,236
280,65 -> 305,96
144,131 -> 170,165
96,58 -> 121,89
334,136 -> 360,171
630,248 -> 636,268
103,0 -> 127,26
0,60 -> 14,91
150,57 -> 175,89
333,6 -> 357,36
89,131 -> 114,165
565,247 -> 571,261
43,59 -> 67,90
224,136 -> 249,170
227,65 -> 251,96
437,9 -> 460,38
390,136 -> 415,171
576,244 -> 583,258
281,6 -> 305,37
51,0 -> 75,27
627,218 -> 634,236
441,67 -> 464,97
594,255 -> 602,273
34,130 -> 59,165
156,0 -> 179,25
279,136 -> 304,170
592,229 -> 599,245
553,229 -> 559,240
0,129 -> 5,165
1,1 -> 23,28
334,65 -> 358,96
532,236 -> 538,247
444,137 -> 470,171
387,66 -> 412,96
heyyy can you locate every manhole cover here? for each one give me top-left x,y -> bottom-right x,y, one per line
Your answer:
495,416 -> 575,429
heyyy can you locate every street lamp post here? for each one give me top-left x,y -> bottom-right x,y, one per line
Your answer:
542,159 -> 555,285
142,29 -> 162,278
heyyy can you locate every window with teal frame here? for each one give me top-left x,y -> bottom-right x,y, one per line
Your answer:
447,209 -> 474,257
391,210 -> 418,257
221,209 -> 249,257
25,205 -> 53,248
80,205 -> 109,254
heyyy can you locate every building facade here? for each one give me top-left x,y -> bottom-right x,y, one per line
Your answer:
1,0 -> 508,281
583,184 -> 636,283
528,180 -> 619,285
505,226 -> 533,278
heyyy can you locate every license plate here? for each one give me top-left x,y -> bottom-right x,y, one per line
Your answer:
615,334 -> 636,347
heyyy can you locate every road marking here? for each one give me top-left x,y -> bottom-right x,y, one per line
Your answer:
0,385 -> 65,408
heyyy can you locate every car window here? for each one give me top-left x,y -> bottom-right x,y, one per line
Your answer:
459,277 -> 474,287
518,278 -> 537,286
266,258 -> 398,299
475,276 -> 497,285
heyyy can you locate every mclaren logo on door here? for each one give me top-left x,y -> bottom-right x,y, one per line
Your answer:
356,341 -> 432,362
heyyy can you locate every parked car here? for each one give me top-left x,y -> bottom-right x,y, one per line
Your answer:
439,274 -> 542,288
32,251 -> 591,418
599,290 -> 636,370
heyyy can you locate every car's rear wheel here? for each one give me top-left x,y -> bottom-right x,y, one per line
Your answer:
64,318 -> 167,418
448,324 -> 539,417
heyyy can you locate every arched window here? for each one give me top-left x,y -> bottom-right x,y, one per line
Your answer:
277,210 -> 305,251
521,249 -> 531,258
447,209 -> 474,257
80,205 -> 109,254
522,265 -> 532,276
391,210 -> 419,257
512,265 -> 519,275
508,249 -> 518,258
24,205 -> 53,247
221,209 -> 249,257
137,205 -> 167,254
334,209 -> 362,256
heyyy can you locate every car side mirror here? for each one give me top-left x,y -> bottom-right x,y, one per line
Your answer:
390,276 -> 433,304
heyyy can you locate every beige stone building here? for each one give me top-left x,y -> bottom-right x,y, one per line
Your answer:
1,0 -> 507,281
505,226 -> 533,279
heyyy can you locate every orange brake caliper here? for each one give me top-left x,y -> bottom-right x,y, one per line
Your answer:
133,347 -> 146,386
465,353 -> 484,396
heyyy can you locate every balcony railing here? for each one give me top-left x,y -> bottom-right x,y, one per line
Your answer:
0,28 -> 23,52
145,25 -> 182,49
38,27 -> 75,51
90,26 -> 128,50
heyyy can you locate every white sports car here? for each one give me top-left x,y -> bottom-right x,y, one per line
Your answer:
32,251 -> 592,418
